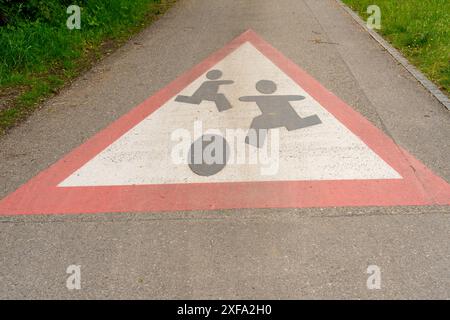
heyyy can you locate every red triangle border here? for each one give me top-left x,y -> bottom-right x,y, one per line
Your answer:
0,30 -> 449,215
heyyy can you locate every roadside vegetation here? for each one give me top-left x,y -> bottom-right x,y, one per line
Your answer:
0,0 -> 174,135
343,0 -> 449,96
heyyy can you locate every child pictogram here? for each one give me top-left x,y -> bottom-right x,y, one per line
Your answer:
239,80 -> 322,147
175,69 -> 234,112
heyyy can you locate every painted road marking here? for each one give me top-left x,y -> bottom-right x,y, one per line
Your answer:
175,69 -> 234,112
0,30 -> 449,215
60,42 -> 400,186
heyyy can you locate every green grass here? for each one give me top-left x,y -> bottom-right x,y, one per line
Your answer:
0,0 -> 174,135
342,0 -> 450,96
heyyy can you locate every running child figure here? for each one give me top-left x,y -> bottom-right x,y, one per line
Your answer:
176,69 -> 234,112
239,80 -> 322,148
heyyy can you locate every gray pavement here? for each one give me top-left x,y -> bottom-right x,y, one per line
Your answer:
0,0 -> 449,299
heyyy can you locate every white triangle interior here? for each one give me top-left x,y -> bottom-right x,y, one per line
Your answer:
59,42 -> 401,187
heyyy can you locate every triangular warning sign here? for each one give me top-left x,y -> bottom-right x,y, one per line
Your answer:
1,30 -> 449,215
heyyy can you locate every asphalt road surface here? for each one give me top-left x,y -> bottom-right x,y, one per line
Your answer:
0,0 -> 449,299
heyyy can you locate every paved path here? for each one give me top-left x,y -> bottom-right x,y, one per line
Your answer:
0,0 -> 449,299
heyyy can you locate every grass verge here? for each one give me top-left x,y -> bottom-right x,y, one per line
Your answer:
0,0 -> 175,135
342,0 -> 449,96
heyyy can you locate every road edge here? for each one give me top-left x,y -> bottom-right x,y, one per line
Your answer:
335,0 -> 450,111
